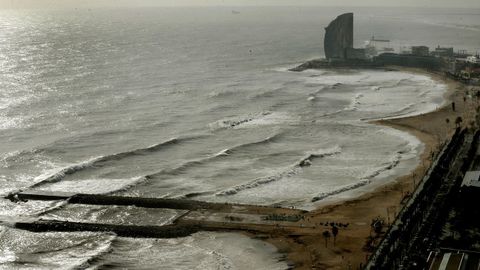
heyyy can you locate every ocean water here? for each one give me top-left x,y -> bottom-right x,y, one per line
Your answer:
0,6 -> 479,269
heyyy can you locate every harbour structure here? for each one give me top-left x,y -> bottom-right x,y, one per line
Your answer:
294,12 -> 480,83
365,36 -> 394,57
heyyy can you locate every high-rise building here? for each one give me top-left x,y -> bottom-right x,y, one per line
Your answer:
324,13 -> 354,59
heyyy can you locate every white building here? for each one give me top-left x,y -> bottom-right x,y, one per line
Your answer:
466,56 -> 480,64
461,171 -> 480,188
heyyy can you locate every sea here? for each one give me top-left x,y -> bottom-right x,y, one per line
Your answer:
0,6 -> 479,269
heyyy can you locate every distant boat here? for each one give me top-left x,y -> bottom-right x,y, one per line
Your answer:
232,10 -> 241,15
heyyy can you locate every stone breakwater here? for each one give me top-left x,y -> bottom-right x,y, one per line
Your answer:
289,59 -> 383,72
291,53 -> 445,72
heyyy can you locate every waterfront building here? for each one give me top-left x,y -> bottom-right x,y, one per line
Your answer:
324,13 -> 353,59
412,46 -> 430,56
426,250 -> 480,269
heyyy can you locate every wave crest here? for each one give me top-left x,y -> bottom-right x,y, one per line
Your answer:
28,135 -> 206,190
311,179 -> 371,202
147,133 -> 283,177
217,146 -> 342,196
311,152 -> 401,202
209,111 -> 295,130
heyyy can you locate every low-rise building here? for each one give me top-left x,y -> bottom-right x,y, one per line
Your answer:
412,46 -> 430,56
432,46 -> 454,57
461,171 -> 480,187
459,171 -> 480,203
346,47 -> 367,60
426,250 -> 480,270
467,56 -> 480,64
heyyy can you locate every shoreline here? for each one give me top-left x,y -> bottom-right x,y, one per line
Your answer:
258,66 -> 473,269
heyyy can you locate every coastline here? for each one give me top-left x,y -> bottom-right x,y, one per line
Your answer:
258,66 -> 473,269
4,66 -> 471,269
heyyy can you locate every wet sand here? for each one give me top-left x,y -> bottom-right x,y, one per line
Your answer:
253,67 -> 476,269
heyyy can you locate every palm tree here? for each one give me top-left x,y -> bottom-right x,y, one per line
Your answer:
455,116 -> 463,128
331,226 -> 339,246
445,118 -> 451,139
322,230 -> 331,247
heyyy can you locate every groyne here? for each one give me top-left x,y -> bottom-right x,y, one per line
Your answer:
4,191 -> 310,239
10,191 -> 243,211
15,220 -> 203,238
290,54 -> 445,73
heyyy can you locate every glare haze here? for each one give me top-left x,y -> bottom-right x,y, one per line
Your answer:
1,0 -> 479,9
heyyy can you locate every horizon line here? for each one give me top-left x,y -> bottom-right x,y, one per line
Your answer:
1,5 -> 480,9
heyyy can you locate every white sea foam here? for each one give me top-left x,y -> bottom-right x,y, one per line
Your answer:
40,204 -> 187,226
217,146 -> 342,196
0,227 -> 117,270
209,111 -> 295,130
0,115 -> 26,130
36,176 -> 146,195
312,179 -> 372,202
26,136 -> 199,190
346,93 -> 364,111
86,232 -> 287,270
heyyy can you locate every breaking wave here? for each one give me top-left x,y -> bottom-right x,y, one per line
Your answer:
209,111 -> 294,130
146,133 -> 283,178
0,227 -> 117,270
359,153 -> 402,181
28,135 -> 207,189
248,87 -> 286,100
31,200 -> 69,217
34,176 -> 148,196
419,90 -> 430,97
312,152 -> 402,202
101,176 -> 149,195
311,180 -> 372,202
361,103 -> 418,121
208,88 -> 241,98
346,93 -> 364,111
209,111 -> 273,129
70,234 -> 117,270
216,146 -> 342,196
25,132 -> 284,197
223,132 -> 283,155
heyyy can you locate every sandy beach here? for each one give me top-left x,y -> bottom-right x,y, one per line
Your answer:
253,67 -> 476,269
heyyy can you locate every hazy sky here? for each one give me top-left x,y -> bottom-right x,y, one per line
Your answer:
1,0 -> 479,9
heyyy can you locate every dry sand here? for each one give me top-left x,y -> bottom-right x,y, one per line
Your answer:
255,67 -> 478,269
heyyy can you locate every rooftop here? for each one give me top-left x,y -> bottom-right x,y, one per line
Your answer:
427,250 -> 480,270
461,171 -> 480,188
